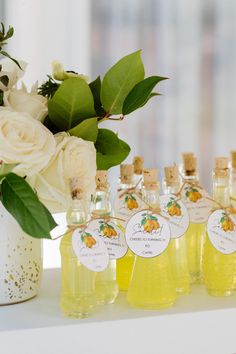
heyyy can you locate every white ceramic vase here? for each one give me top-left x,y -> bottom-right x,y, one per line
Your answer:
0,203 -> 42,305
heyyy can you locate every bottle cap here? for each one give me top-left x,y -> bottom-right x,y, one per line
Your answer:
69,178 -> 84,200
143,168 -> 158,189
133,156 -> 144,175
96,170 -> 109,191
182,153 -> 197,175
120,164 -> 134,184
231,151 -> 236,169
214,157 -> 229,177
164,165 -> 179,186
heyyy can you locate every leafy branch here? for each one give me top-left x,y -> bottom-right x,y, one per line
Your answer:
38,75 -> 59,98
0,23 -> 21,69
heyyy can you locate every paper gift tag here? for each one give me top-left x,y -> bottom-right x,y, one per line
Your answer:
125,210 -> 171,258
72,226 -> 109,272
180,183 -> 212,223
160,194 -> 189,239
114,191 -> 143,226
88,219 -> 128,260
207,209 -> 236,254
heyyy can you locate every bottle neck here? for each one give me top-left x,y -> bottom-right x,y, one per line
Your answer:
91,189 -> 111,216
162,180 -> 180,194
66,198 -> 88,226
118,177 -> 135,190
212,174 -> 230,207
141,184 -> 160,209
181,170 -> 199,182
229,167 -> 236,196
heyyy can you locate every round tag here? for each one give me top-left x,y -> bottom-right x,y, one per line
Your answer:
72,226 -> 109,272
114,191 -> 143,226
160,194 -> 189,239
88,219 -> 128,260
180,183 -> 212,223
207,209 -> 236,254
125,210 -> 171,258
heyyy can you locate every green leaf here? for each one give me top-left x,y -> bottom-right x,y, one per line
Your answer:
125,195 -> 129,202
0,75 -> 9,87
167,201 -> 173,208
0,89 -> 3,106
139,92 -> 160,108
48,77 -> 96,130
1,173 -> 57,239
141,218 -> 146,226
101,51 -> 145,115
0,51 -> 22,69
0,163 -> 17,181
122,76 -> 167,115
95,129 -> 130,170
68,117 -> 98,142
43,116 -> 60,134
89,76 -> 105,116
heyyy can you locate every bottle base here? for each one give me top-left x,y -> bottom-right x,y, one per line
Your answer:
206,289 -> 235,297
190,274 -> 202,285
60,297 -> 95,319
61,309 -> 92,319
127,299 -> 175,310
176,287 -> 191,295
95,281 -> 119,305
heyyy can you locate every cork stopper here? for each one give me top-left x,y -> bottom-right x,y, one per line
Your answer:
133,156 -> 144,175
120,164 -> 134,184
96,170 -> 109,191
231,151 -> 236,169
164,166 -> 179,186
214,157 -> 229,178
143,168 -> 158,189
69,177 -> 84,200
182,153 -> 197,175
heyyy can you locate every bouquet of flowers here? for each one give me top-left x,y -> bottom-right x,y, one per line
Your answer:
0,23 -> 166,239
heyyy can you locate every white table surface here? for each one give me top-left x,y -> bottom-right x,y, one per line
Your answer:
1,268 -> 236,354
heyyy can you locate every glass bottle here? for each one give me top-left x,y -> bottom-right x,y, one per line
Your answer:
127,168 -> 176,309
133,156 -> 144,189
229,151 -> 236,208
60,178 -> 96,318
203,157 -> 236,296
180,153 -> 205,284
91,170 -> 119,304
163,166 -> 190,294
116,164 -> 136,291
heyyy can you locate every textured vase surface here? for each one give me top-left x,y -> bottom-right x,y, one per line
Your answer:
0,203 -> 42,305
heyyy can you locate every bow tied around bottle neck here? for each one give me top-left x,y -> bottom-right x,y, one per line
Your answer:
174,176 -> 236,227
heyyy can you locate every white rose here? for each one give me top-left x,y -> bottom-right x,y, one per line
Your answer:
27,132 -> 96,213
4,83 -> 48,122
0,108 -> 56,177
51,60 -> 89,82
0,58 -> 27,91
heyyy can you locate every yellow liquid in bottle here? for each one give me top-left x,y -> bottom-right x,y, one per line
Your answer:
95,259 -> 118,304
185,223 -> 206,283
168,235 -> 190,294
92,207 -> 118,304
127,251 -> 176,309
116,223 -> 135,291
60,232 -> 96,318
203,185 -> 236,296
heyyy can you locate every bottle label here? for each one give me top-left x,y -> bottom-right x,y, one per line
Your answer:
114,191 -> 143,225
207,209 -> 236,254
125,210 -> 170,258
72,226 -> 109,272
160,194 -> 189,239
88,219 -> 128,260
180,183 -> 212,223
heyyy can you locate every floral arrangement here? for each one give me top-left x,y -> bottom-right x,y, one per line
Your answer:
0,24 -> 166,239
